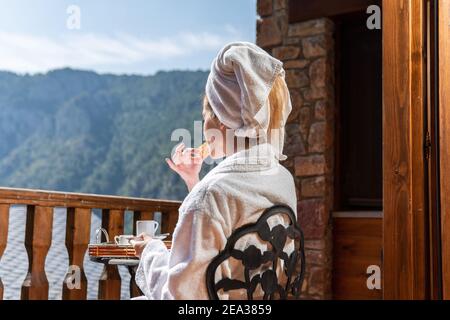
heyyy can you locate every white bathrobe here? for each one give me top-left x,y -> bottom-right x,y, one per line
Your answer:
134,143 -> 297,300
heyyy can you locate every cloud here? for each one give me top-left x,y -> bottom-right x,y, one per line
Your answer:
0,28 -> 243,74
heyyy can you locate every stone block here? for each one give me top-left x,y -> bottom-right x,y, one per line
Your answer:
302,35 -> 329,58
308,122 -> 331,153
285,69 -> 309,88
257,0 -> 273,17
314,100 -> 327,120
301,176 -> 326,197
273,46 -> 301,60
297,198 -> 329,239
288,19 -> 334,38
295,155 -> 327,176
309,57 -> 328,87
284,59 -> 309,69
299,107 -> 312,138
257,17 -> 282,48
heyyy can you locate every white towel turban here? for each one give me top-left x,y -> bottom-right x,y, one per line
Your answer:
205,42 -> 292,160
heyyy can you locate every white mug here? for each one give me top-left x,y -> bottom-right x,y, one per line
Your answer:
114,235 -> 134,245
136,220 -> 159,237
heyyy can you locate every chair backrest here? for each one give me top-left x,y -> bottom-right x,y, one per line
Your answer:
206,204 -> 305,300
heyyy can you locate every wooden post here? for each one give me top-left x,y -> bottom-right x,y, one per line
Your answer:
21,206 -> 54,300
98,209 -> 124,300
382,0 -> 428,299
161,209 -> 179,241
0,204 -> 9,300
63,208 -> 91,300
438,0 -> 450,300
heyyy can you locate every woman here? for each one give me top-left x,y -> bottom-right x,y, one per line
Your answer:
132,42 -> 296,300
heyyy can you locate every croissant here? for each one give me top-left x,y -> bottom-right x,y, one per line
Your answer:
197,142 -> 210,160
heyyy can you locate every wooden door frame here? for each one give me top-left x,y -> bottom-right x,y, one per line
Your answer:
427,0 -> 443,300
438,0 -> 450,300
382,0 -> 429,299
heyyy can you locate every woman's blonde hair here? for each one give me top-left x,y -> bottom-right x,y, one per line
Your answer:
203,75 -> 287,131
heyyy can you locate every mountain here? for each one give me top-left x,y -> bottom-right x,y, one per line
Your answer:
0,68 -> 212,201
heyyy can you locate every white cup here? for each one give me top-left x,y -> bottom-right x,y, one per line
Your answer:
114,235 -> 134,245
136,220 -> 159,237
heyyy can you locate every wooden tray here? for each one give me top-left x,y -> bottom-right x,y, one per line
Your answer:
89,243 -> 136,258
88,241 -> 172,260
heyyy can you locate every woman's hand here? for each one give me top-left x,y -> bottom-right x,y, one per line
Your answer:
131,233 -> 153,258
165,142 -> 203,191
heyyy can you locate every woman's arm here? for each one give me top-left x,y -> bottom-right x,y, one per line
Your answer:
134,238 -> 170,298
134,207 -> 226,300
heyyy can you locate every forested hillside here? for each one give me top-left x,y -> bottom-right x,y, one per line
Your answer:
0,68 -> 211,200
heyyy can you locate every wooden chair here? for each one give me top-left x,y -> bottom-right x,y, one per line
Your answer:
206,205 -> 305,300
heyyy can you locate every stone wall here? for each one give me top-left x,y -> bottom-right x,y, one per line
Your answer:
256,0 -> 335,299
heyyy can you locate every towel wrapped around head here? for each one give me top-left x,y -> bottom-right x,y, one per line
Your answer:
205,41 -> 292,160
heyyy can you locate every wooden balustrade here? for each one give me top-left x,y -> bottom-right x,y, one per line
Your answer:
21,205 -> 54,300
161,209 -> 179,241
63,208 -> 91,300
98,209 -> 124,300
0,204 -> 9,300
0,187 -> 181,300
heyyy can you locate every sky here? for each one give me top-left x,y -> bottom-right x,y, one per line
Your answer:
0,0 -> 257,75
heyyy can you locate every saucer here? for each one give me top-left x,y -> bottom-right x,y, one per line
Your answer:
152,233 -> 169,240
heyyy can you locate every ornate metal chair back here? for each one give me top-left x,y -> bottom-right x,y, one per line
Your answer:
206,205 -> 305,300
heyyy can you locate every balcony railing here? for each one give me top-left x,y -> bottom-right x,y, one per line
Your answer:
0,187 -> 181,300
